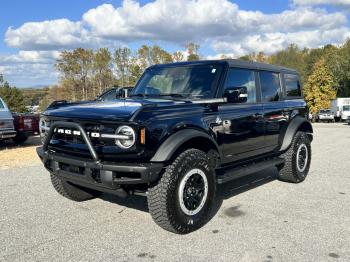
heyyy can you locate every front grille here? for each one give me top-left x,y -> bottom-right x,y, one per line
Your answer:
45,120 -> 139,161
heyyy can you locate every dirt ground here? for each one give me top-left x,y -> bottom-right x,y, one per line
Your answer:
0,136 -> 41,169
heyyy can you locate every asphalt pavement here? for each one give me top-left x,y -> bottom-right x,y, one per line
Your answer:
0,123 -> 349,262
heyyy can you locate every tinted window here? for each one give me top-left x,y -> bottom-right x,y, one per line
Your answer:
285,74 -> 301,97
224,68 -> 256,103
100,89 -> 117,101
260,71 -> 281,102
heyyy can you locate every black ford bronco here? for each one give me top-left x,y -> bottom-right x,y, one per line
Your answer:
37,60 -> 313,234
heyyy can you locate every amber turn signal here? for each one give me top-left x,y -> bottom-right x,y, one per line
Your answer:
140,128 -> 146,144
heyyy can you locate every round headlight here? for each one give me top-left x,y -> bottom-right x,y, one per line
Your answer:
39,117 -> 50,144
115,126 -> 136,149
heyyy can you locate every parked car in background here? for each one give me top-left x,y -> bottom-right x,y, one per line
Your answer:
316,109 -> 335,123
331,98 -> 350,122
0,97 -> 16,144
97,87 -> 133,101
12,113 -> 40,144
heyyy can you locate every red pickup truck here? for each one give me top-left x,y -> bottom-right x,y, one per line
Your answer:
12,113 -> 40,144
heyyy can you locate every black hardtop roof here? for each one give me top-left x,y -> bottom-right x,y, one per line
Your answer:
150,59 -> 299,74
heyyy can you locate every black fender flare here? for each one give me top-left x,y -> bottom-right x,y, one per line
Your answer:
280,117 -> 313,152
150,129 -> 222,162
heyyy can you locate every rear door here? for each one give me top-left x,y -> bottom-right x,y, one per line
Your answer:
218,68 -> 265,163
259,71 -> 288,150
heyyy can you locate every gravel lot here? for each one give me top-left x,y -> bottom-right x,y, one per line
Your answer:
0,123 -> 349,262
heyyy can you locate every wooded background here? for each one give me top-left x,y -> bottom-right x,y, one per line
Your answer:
1,40 -> 349,114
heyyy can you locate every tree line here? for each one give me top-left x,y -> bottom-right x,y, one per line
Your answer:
43,43 -> 200,109
0,75 -> 27,113
238,42 -> 350,113
2,40 -> 350,114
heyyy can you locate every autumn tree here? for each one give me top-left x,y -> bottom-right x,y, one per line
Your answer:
270,44 -> 308,83
94,48 -> 114,95
304,58 -> 337,114
56,48 -> 94,101
186,43 -> 200,61
137,45 -> 173,69
172,51 -> 184,62
114,47 -> 132,87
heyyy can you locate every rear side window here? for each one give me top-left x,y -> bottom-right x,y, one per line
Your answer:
259,71 -> 281,102
224,68 -> 257,103
0,99 -> 4,109
284,74 -> 301,97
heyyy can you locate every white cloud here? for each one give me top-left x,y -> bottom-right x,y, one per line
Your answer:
293,0 -> 350,7
0,51 -> 60,64
2,0 -> 350,87
0,63 -> 58,87
212,27 -> 350,56
5,19 -> 114,51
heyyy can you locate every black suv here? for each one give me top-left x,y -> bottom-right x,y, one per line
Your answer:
37,60 -> 313,234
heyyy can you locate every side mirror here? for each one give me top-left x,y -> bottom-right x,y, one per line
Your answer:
223,86 -> 248,103
116,89 -> 125,98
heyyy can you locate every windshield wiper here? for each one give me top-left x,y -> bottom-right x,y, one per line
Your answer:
156,93 -> 187,98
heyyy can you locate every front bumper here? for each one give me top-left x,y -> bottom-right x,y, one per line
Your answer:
0,129 -> 16,139
37,147 -> 164,191
319,116 -> 334,120
37,121 -> 164,193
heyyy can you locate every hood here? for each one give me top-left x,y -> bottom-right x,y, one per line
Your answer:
44,99 -> 183,121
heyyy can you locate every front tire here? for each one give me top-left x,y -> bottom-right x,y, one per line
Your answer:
50,173 -> 102,201
278,131 -> 311,183
148,149 -> 216,234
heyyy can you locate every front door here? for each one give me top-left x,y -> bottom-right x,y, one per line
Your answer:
219,68 -> 265,163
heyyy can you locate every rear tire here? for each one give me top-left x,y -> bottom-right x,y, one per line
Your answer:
50,173 -> 102,201
148,149 -> 216,234
278,131 -> 311,183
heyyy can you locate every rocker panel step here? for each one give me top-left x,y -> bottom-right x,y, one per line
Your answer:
216,158 -> 284,184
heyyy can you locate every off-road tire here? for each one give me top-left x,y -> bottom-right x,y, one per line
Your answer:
12,134 -> 28,144
50,173 -> 102,201
148,149 -> 216,234
278,131 -> 311,183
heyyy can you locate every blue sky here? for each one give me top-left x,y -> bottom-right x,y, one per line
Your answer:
1,0 -> 350,87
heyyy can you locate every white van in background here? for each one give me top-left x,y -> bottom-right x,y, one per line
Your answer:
331,98 -> 350,122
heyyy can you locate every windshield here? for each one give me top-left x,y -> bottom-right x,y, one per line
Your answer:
320,110 -> 332,114
132,65 -> 224,99
343,105 -> 350,111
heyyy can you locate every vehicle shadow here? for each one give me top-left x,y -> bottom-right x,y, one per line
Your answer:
99,167 -> 278,216
0,136 -> 41,150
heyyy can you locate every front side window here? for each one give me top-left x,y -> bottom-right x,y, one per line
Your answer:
284,74 -> 301,97
260,71 -> 281,102
343,105 -> 350,112
100,89 -> 117,101
223,68 -> 257,103
132,65 -> 224,99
